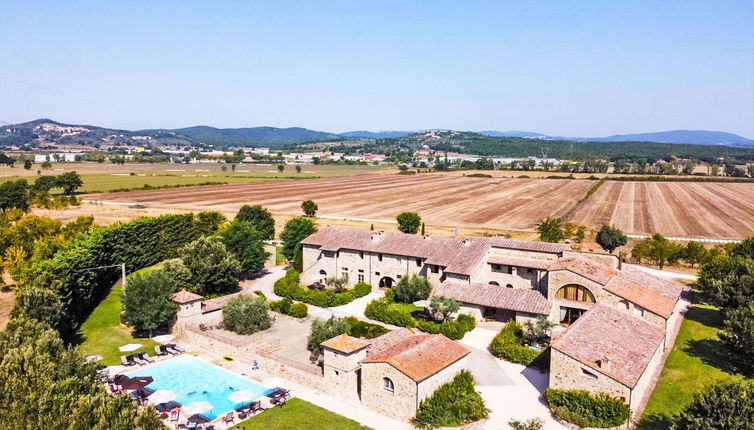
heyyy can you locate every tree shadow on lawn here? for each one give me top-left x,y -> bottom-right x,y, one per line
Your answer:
683,305 -> 724,330
683,338 -> 740,375
637,412 -> 673,430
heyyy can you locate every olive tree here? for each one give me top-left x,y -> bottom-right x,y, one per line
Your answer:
393,274 -> 431,303
222,296 -> 271,335
307,317 -> 351,355
301,200 -> 318,217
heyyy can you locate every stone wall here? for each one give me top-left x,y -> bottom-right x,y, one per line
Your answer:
361,362 -> 418,421
416,357 -> 468,404
626,337 -> 665,410
549,348 -> 631,403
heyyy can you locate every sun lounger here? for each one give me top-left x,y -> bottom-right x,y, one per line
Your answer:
165,345 -> 181,355
131,354 -> 148,365
154,345 -> 167,356
121,355 -> 133,366
139,352 -> 155,363
168,343 -> 186,353
250,400 -> 267,414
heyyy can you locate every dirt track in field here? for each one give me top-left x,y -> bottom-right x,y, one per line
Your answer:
85,174 -> 593,231
570,181 -> 754,239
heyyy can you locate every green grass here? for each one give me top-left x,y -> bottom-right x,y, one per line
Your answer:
228,398 -> 372,430
638,303 -> 744,429
391,303 -> 423,313
275,245 -> 286,265
78,265 -> 164,365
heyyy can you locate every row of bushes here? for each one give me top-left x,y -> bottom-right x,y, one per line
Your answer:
545,388 -> 630,428
364,291 -> 476,340
489,321 -> 543,366
344,316 -> 389,339
273,268 -> 372,307
412,370 -> 489,429
269,297 -> 308,318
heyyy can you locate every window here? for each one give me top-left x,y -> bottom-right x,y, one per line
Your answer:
581,368 -> 598,379
489,281 -> 500,286
383,377 -> 394,394
506,284 -> 513,288
560,307 -> 587,324
324,251 -> 334,258
490,264 -> 502,273
358,274 -> 364,283
375,271 -> 380,276
378,254 -> 383,262
507,266 -> 514,275
430,265 -> 439,274
341,268 -> 349,279
555,285 -> 596,303
416,258 -> 422,267
397,275 -> 402,279
359,251 -> 364,259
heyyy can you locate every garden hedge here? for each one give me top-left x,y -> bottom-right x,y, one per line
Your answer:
269,297 -> 308,318
273,269 -> 372,307
489,320 -> 544,365
412,370 -> 489,429
23,213 -> 219,329
345,316 -> 389,339
545,388 -> 630,428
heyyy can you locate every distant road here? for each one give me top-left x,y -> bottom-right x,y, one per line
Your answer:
625,263 -> 697,282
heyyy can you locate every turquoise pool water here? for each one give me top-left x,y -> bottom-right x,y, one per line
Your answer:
128,356 -> 271,419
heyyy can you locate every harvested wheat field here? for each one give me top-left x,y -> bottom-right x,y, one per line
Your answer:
86,174 -> 593,232
570,181 -> 754,240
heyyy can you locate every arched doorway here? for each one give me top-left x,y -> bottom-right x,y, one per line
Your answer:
489,281 -> 500,286
319,270 -> 327,283
379,276 -> 395,289
555,284 -> 595,325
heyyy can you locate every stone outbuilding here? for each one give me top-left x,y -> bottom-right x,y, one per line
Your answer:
321,328 -> 471,421
171,290 -> 203,319
549,305 -> 666,410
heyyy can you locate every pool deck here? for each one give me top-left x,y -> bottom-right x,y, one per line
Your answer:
113,349 -> 410,430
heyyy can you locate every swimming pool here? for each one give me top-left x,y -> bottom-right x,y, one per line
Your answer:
128,356 -> 271,419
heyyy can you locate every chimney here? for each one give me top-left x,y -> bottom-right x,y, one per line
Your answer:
598,355 -> 611,371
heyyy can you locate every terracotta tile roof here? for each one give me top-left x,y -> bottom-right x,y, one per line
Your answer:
605,266 -> 683,319
551,305 -> 666,388
486,255 -> 554,270
170,290 -> 202,304
321,334 -> 370,354
301,227 -> 566,276
365,328 -> 416,356
549,257 -> 683,319
435,281 -> 551,315
201,295 -> 233,313
361,332 -> 470,382
548,257 -> 617,285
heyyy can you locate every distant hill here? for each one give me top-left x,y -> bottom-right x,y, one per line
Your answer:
590,130 -> 754,147
340,130 -> 413,139
478,130 -> 549,138
166,125 -> 342,146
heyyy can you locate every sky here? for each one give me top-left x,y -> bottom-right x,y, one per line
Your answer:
1,1 -> 753,137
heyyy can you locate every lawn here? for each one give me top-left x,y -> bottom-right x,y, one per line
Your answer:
228,398 -> 372,430
78,281 -> 159,366
638,303 -> 744,429
275,245 -> 286,265
391,302 -> 423,314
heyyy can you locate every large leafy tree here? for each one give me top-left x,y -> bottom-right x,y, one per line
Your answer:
0,317 -> 163,428
672,381 -> 754,430
301,200 -> 318,217
195,211 -> 227,235
280,217 -> 317,261
161,258 -> 198,292
179,237 -> 241,295
430,296 -> 461,321
595,225 -> 627,254
219,220 -> 269,275
536,217 -> 564,243
631,233 -> 682,269
9,285 -> 64,331
32,175 -> 58,195
0,179 -> 31,212
55,171 -> 83,195
396,212 -> 422,234
697,256 -> 754,311
222,296 -> 271,335
719,305 -> 754,376
680,241 -> 711,268
235,205 -> 275,240
307,317 -> 351,355
393,274 -> 431,303
122,269 -> 179,337
731,237 -> 754,260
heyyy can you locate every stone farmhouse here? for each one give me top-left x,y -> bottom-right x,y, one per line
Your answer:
301,227 -> 685,409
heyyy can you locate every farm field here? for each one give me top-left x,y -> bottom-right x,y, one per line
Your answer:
0,163 -> 383,193
570,181 -> 754,240
85,174 -> 594,232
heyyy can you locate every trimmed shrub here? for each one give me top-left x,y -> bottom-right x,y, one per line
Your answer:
364,298 -> 416,327
545,388 -> 630,428
288,302 -> 308,318
393,274 -> 431,303
412,370 -> 489,429
416,313 -> 476,340
345,317 -> 388,339
253,290 -> 266,299
269,297 -> 293,314
273,269 -> 370,307
489,320 -> 542,365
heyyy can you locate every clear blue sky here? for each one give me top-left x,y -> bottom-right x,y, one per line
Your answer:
1,1 -> 752,137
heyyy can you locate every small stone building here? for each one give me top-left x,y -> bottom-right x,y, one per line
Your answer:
171,290 -> 203,319
321,329 -> 471,421
549,305 -> 666,410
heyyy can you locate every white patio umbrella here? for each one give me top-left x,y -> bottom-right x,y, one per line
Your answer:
261,377 -> 288,389
85,355 -> 103,363
413,300 -> 431,308
151,334 -> 174,344
183,401 -> 213,415
148,390 -> 177,405
118,343 -> 142,352
228,390 -> 257,404
105,365 -> 126,377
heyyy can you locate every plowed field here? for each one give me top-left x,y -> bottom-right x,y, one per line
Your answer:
86,174 -> 593,231
569,181 -> 754,240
